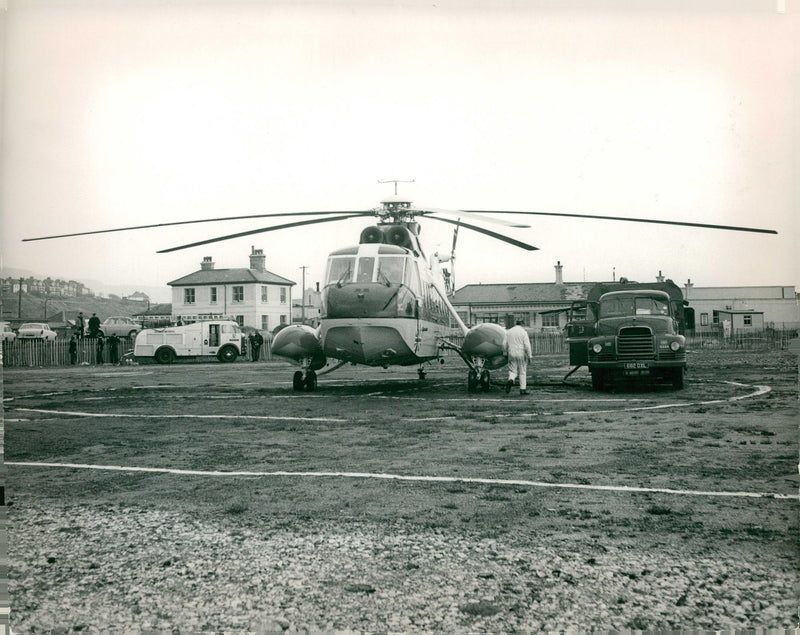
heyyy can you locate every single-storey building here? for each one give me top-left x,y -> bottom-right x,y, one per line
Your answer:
450,263 -> 596,331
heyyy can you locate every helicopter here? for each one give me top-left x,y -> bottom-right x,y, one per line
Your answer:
23,181 -> 777,392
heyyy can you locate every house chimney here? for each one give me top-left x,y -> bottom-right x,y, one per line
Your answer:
249,246 -> 266,272
554,261 -> 564,285
656,270 -> 665,283
201,256 -> 215,271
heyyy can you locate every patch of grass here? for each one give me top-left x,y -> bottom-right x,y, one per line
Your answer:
344,583 -> 375,594
645,505 -> 672,515
223,501 -> 248,515
460,601 -> 501,617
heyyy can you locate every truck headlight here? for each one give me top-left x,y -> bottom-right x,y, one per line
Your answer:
592,343 -> 603,354
669,341 -> 681,351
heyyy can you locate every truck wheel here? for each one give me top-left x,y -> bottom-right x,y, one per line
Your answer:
671,368 -> 685,390
591,371 -> 605,391
155,347 -> 175,364
292,371 -> 304,391
218,345 -> 238,363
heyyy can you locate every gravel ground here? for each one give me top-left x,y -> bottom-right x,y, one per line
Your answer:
9,500 -> 798,633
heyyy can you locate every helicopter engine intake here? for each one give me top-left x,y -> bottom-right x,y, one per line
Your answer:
461,322 -> 508,370
271,324 -> 327,370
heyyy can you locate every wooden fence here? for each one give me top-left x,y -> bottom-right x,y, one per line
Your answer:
2,328 -> 796,368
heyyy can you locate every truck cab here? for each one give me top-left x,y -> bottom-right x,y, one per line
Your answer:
134,320 -> 244,364
587,290 -> 686,390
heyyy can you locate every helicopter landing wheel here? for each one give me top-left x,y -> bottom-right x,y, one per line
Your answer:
305,370 -> 317,392
467,369 -> 479,392
479,370 -> 491,392
418,368 -> 426,380
292,370 -> 304,391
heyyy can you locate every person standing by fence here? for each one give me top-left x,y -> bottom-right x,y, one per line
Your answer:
250,330 -> 264,362
96,335 -> 105,364
108,334 -> 120,364
69,335 -> 78,365
88,313 -> 101,338
76,312 -> 85,339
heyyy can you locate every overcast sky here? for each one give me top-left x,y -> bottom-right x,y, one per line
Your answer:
1,0 -> 797,302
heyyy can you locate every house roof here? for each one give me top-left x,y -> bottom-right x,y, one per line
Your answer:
168,268 -> 295,287
451,282 -> 597,305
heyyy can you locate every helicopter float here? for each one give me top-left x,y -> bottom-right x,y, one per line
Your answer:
23,181 -> 777,392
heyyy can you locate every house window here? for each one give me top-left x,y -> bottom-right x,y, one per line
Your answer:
541,312 -> 559,328
235,315 -> 244,327
184,288 -> 195,305
280,288 -> 287,304
261,315 -> 269,330
210,287 -> 217,303
261,286 -> 268,303
700,312 -> 709,326
743,314 -> 752,326
232,286 -> 244,303
280,314 -> 287,325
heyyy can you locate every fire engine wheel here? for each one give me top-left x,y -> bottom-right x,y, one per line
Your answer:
467,370 -> 479,392
479,370 -> 491,392
218,345 -> 238,363
305,370 -> 317,392
671,367 -> 685,390
154,347 -> 175,365
292,371 -> 304,391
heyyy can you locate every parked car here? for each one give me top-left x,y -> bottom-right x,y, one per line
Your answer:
98,316 -> 142,339
1,322 -> 16,343
17,322 -> 57,341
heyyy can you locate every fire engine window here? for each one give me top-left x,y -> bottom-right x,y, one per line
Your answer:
376,256 -> 405,285
326,257 -> 354,284
356,257 -> 375,283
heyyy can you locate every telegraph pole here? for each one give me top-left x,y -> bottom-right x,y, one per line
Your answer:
300,266 -> 308,324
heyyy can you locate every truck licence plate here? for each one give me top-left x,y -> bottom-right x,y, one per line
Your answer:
623,361 -> 650,375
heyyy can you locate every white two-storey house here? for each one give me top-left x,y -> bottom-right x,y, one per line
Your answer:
168,247 -> 295,332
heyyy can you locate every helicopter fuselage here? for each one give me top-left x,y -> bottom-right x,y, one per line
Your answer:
318,242 -> 456,366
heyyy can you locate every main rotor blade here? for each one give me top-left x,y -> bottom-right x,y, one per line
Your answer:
462,210 -> 778,235
427,215 -> 538,251
418,207 -> 529,228
22,210 -> 376,242
157,214 -> 367,253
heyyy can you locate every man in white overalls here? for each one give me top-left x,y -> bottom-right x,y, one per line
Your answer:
504,319 -> 532,395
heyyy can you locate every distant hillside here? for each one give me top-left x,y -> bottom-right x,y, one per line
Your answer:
0,290 -> 153,322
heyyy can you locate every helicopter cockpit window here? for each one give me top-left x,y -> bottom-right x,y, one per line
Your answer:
403,260 -> 422,295
356,257 -> 375,283
326,257 -> 355,285
376,256 -> 405,285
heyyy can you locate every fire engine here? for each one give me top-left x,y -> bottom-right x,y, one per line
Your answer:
133,320 -> 245,364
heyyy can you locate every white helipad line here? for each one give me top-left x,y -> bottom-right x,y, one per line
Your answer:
5,461 -> 797,500
11,407 -> 454,424
13,407 -> 346,423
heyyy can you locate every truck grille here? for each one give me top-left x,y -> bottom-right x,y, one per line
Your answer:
618,327 -> 654,359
